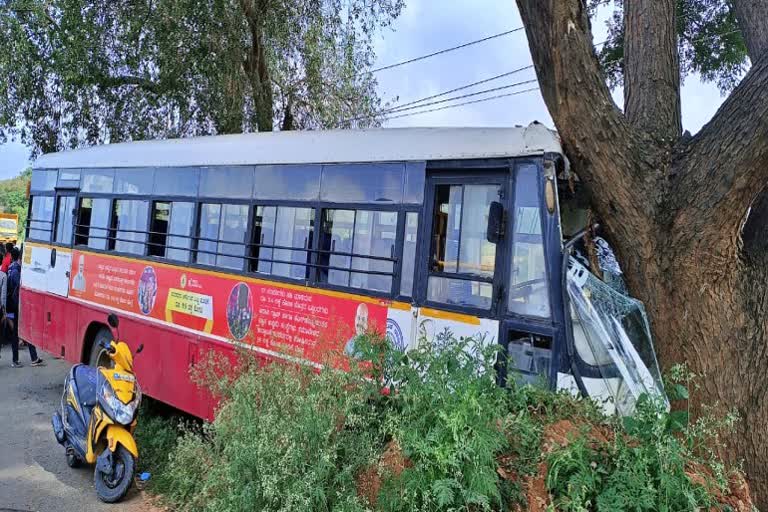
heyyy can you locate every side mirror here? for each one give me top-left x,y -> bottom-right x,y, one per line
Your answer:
136,344 -> 144,354
107,313 -> 119,329
486,201 -> 504,244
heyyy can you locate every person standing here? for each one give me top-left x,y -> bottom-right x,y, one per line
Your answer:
1,242 -> 12,273
7,247 -> 43,367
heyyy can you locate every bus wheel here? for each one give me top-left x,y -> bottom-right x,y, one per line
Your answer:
90,328 -> 114,369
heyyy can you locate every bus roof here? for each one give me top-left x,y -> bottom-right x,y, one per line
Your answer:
34,123 -> 563,170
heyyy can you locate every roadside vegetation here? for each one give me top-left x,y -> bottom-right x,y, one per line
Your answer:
135,333 -> 754,512
0,168 -> 30,242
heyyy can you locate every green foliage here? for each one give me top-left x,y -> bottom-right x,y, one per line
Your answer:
0,167 -> 30,241
545,366 -> 740,512
590,0 -> 749,93
139,336 -> 745,512
377,333 -> 510,512
0,0 -> 403,155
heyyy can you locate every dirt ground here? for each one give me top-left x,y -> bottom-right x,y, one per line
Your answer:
0,351 -> 160,512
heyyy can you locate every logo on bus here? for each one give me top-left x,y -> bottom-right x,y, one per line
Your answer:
181,274 -> 187,289
386,318 -> 405,352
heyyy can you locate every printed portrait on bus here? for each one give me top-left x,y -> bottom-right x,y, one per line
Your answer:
227,282 -> 253,341
343,302 -> 369,358
72,254 -> 87,292
137,266 -> 158,315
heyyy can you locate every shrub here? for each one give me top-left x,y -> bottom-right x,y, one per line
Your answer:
140,334 -> 750,512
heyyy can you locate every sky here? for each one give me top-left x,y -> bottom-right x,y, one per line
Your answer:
0,0 -> 732,180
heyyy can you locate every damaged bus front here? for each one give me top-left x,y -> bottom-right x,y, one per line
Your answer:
493,130 -> 666,415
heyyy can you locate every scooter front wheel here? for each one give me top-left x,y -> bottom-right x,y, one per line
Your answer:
94,445 -> 135,503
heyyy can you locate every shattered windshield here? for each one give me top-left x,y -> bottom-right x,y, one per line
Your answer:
567,257 -> 667,416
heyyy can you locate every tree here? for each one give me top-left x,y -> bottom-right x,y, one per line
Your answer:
0,0 -> 403,156
0,167 -> 31,241
515,0 -> 768,506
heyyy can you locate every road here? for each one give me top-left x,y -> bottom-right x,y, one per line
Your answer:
0,351 -> 160,512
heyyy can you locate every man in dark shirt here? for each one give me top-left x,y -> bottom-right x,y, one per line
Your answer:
7,247 -> 43,367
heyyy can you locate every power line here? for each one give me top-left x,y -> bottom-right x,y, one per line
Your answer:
370,27 -> 525,73
384,78 -> 540,116
385,87 -> 540,121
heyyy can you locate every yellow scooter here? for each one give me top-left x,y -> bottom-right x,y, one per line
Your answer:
52,313 -> 143,503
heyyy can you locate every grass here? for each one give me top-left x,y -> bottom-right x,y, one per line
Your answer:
135,333 -> 751,512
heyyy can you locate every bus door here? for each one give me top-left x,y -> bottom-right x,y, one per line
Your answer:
47,190 -> 77,297
415,170 -> 509,349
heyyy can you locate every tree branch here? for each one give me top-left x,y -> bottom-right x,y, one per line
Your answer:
623,0 -> 681,140
732,0 -> 768,59
515,0 -> 656,247
732,0 -> 768,261
671,54 -> 768,248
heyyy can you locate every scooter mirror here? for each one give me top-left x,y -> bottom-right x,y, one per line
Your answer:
136,344 -> 144,354
107,313 -> 120,329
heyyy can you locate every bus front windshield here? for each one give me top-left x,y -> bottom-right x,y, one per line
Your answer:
508,164 -> 550,319
0,219 -> 17,231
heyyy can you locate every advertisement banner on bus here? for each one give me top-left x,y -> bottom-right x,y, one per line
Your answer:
67,250 -> 398,365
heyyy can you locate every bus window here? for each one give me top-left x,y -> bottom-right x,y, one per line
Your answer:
400,212 -> 419,297
54,196 -> 76,244
218,204 -> 249,269
76,198 -> 111,250
149,201 -> 195,261
167,203 -> 195,262
251,206 -> 314,280
508,164 -> 550,318
196,203 -> 248,270
31,170 -> 57,191
154,168 -> 200,197
115,168 -> 154,195
82,169 -> 115,193
319,209 -> 398,293
427,184 -> 500,309
29,196 -> 55,241
197,204 -> 221,266
110,200 -> 149,255
320,164 -> 403,203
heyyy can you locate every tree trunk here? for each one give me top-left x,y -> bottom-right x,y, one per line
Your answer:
239,0 -> 274,132
515,0 -> 768,507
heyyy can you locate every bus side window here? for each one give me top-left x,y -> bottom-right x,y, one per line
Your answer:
28,195 -> 55,241
110,199 -> 149,255
75,197 -> 111,250
250,206 -> 314,281
318,209 -> 398,294
196,203 -> 248,270
400,212 -> 419,297
149,201 -> 195,262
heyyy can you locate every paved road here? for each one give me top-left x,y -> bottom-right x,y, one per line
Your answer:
0,351 -> 159,512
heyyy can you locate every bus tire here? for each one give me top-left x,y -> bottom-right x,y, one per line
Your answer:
90,328 -> 113,369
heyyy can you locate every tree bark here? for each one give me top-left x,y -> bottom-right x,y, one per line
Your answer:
240,0 -> 274,132
732,0 -> 768,59
623,0 -> 681,140
516,0 -> 768,507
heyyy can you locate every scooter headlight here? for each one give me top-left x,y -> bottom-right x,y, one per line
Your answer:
99,381 -> 141,426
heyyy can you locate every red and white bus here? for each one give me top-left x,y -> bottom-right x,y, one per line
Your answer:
22,124 -> 664,419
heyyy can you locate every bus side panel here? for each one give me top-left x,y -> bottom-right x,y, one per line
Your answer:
19,288 -> 46,348
43,293 -> 79,360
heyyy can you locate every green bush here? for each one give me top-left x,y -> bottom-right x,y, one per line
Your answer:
139,334 -> 748,512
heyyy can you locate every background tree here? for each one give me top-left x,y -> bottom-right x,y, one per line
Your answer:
0,168 -> 31,242
0,0 -> 403,156
515,0 -> 768,506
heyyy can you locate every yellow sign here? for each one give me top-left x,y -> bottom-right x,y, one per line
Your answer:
165,288 -> 214,333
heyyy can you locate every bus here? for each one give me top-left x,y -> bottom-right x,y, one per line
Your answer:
0,212 -> 18,245
21,123 -> 664,420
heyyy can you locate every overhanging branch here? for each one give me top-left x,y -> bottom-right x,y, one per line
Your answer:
672,54 -> 768,243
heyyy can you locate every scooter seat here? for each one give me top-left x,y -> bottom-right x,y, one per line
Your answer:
74,365 -> 99,408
